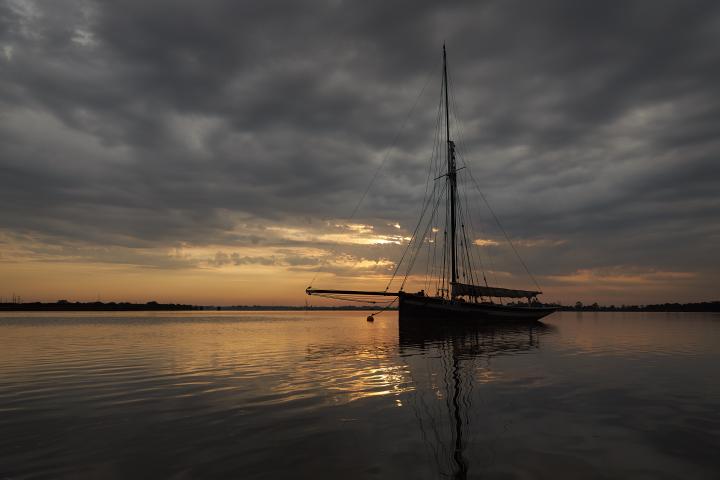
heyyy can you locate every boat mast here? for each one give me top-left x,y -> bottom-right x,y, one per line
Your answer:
444,45 -> 458,294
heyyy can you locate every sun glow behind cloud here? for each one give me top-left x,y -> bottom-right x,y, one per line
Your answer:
0,226 -> 402,305
267,224 -> 410,245
2,222 -> 715,306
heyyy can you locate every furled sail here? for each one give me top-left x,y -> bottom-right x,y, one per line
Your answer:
451,282 -> 540,299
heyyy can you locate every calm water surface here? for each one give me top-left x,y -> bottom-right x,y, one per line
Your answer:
1,311 -> 719,479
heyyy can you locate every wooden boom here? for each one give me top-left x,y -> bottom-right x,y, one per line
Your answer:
306,288 -> 401,297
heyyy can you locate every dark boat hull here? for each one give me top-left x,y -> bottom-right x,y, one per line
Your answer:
399,293 -> 557,323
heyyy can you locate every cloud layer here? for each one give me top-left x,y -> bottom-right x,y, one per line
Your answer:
1,0 -> 719,303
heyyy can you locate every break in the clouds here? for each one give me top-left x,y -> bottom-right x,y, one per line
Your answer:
1,0 -> 719,304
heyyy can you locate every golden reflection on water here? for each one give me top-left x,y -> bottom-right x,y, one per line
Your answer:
0,311 -> 418,409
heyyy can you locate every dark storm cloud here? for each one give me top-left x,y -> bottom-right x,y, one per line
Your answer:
1,0 -> 719,285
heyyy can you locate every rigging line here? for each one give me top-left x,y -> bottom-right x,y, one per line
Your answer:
384,76 -> 443,292
446,73 -> 539,292
433,187 -> 447,295
459,176 -> 483,290
462,192 -> 497,294
436,171 -> 449,293
456,197 -> 468,284
419,90 -> 444,290
428,228 -> 435,291
313,295 -> 381,304
348,64 -> 437,222
455,181 -> 478,288
386,180 -> 447,291
467,169 -> 542,292
318,294 -> 395,300
440,229 -> 447,297
385,93 -> 442,290
413,80 -> 444,282
416,76 -> 443,270
459,172 -> 490,289
369,296 -> 398,317
312,293 -> 396,305
459,209 -> 478,289
447,71 -> 474,168
429,86 -> 445,288
401,179 -> 446,290
423,181 -> 443,293
445,152 -> 453,292
441,196 -> 448,293
464,167 -> 499,288
308,62 -> 437,290
418,181 -> 444,274
432,122 -> 446,293
422,215 -> 436,292
427,226 -> 440,292
422,77 -> 446,209
451,140 -> 497,292
399,180 -> 445,291
457,174 -> 476,287
388,183 -> 437,291
423,95 -> 444,292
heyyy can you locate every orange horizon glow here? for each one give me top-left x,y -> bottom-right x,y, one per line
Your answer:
1,227 -> 716,307
1,257 -> 715,307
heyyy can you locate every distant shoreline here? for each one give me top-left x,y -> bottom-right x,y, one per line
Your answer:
1,301 -> 718,312
556,301 -> 720,313
0,301 -> 199,311
0,301 -> 388,312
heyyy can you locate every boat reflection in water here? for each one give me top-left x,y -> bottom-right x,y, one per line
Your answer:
398,315 -> 554,480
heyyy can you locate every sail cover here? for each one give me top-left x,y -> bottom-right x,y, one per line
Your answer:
451,282 -> 540,299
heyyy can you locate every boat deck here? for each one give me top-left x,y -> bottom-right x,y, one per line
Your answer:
399,293 -> 557,323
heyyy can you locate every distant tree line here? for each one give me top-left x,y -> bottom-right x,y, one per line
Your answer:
0,300 -> 198,311
0,301 -> 389,312
2,300 -> 717,312
560,301 -> 720,312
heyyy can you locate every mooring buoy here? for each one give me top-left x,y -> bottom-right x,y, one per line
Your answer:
366,315 -> 374,322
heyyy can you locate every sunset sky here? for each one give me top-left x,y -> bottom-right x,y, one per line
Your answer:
1,0 -> 719,306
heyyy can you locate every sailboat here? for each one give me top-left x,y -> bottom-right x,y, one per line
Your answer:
306,46 -> 558,323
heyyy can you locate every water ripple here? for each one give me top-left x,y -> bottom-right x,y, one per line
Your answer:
1,311 -> 719,479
